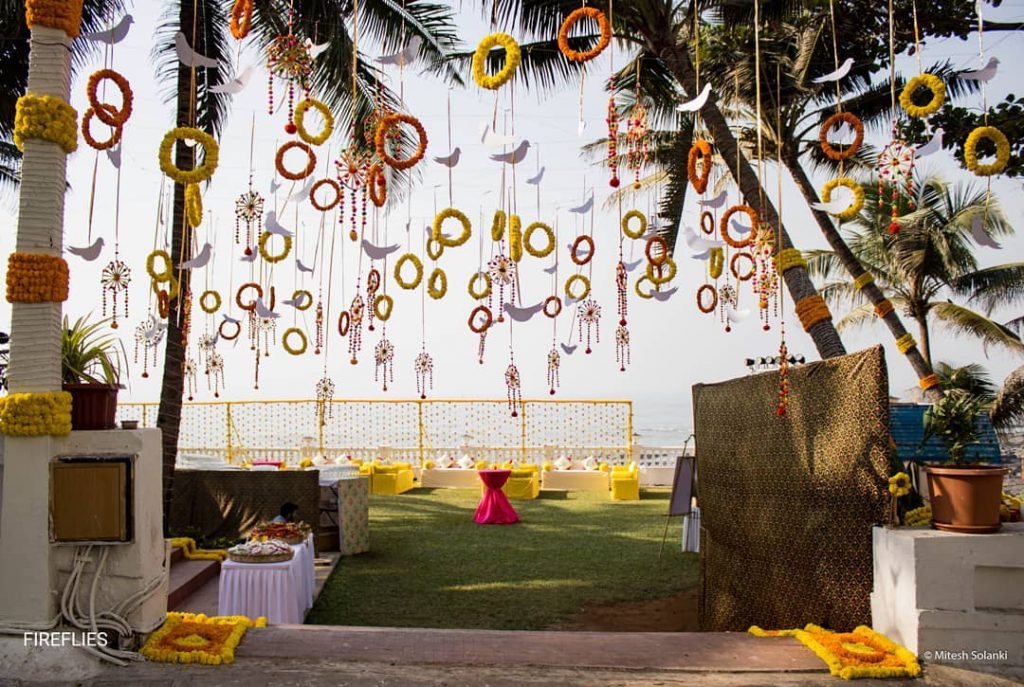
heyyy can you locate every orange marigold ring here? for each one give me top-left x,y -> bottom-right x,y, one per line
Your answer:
688,139 -> 712,194
337,311 -> 351,337
150,275 -> 180,301
819,112 -> 864,162
700,211 -> 715,236
543,296 -> 563,319
310,178 -> 342,211
720,205 -> 758,249
730,252 -> 755,281
230,0 -> 253,39
157,289 -> 170,319
696,284 -> 718,313
236,282 -> 263,312
5,253 -> 69,303
276,141 -> 317,181
375,112 -> 427,171
571,235 -> 594,266
219,318 -> 241,340
81,104 -> 122,151
86,69 -> 133,127
367,163 -> 387,207
557,7 -> 612,64
644,235 -> 668,266
468,305 -> 493,334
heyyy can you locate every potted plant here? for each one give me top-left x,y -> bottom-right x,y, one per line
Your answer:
61,315 -> 127,430
921,389 -> 1007,533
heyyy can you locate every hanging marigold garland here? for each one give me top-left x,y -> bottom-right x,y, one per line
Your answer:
472,33 -> 521,90
644,235 -> 667,266
230,0 -> 253,39
86,69 -> 133,127
687,139 -> 712,194
309,178 -> 342,211
571,234 -> 594,266
821,177 -> 865,221
394,253 -> 423,290
185,183 -> 203,228
433,208 -> 472,247
275,140 -> 316,180
899,73 -> 945,118
468,305 -> 493,334
281,327 -> 308,355
367,163 -> 387,207
964,126 -> 1009,176
199,290 -> 221,314
81,104 -> 121,150
819,112 -> 864,161
696,284 -> 718,313
565,274 -> 591,300
375,112 -> 428,170
293,98 -> 334,146
557,7 -> 611,63
621,210 -> 647,240
509,214 -> 524,263
468,271 -> 491,300
720,205 -> 758,248
491,209 -> 506,241
159,127 -> 219,184
523,222 -> 555,258
427,268 -> 448,300
258,231 -> 292,263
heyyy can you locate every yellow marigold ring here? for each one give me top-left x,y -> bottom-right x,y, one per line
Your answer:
571,235 -> 594,266
394,253 -> 423,290
433,207 -> 471,248
491,210 -> 506,241
293,98 -> 334,146
258,231 -> 292,263
509,214 -> 523,262
426,237 -> 445,261
696,284 -> 718,313
565,274 -> 591,300
720,205 -> 758,248
709,247 -> 724,279
543,295 -> 562,318
373,294 -> 394,321
375,112 -> 428,170
86,69 -> 133,127
236,282 -> 262,311
558,7 -> 611,63
524,222 -> 555,258
900,73 -> 946,119
427,267 -> 448,299
634,275 -> 655,300
309,178 -> 342,211
281,328 -> 308,356
275,140 -> 316,181
199,290 -> 222,314
819,112 -> 864,161
821,177 -> 864,221
468,271 -> 491,300
647,257 -> 677,285
159,127 -> 219,185
14,94 -> 78,154
292,289 -> 313,311
81,103 -> 122,150
185,183 -> 203,228
151,275 -> 180,301
621,210 -> 647,240
964,126 -> 1010,177
146,250 -> 173,282
472,33 -> 521,90
367,163 -> 387,207
688,139 -> 712,194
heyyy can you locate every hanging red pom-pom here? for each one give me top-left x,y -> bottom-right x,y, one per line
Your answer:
284,122 -> 297,135
609,177 -> 620,188
888,221 -> 900,235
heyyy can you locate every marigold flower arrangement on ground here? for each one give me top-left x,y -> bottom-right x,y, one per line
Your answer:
6,253 -> 69,303
140,613 -> 265,665
14,94 -> 78,154
749,624 -> 921,679
0,391 -> 73,437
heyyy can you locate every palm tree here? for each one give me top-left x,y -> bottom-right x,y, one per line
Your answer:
151,1 -> 460,527
806,176 -> 1024,366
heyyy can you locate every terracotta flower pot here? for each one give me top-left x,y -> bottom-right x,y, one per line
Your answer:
63,383 -> 119,431
924,464 -> 1007,534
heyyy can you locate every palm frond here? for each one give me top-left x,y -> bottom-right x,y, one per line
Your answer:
929,301 -> 1024,356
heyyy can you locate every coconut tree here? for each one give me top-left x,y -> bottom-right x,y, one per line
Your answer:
805,176 -> 1024,366
151,0 -> 460,528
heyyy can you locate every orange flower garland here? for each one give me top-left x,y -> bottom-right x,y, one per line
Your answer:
644,235 -> 667,266
367,163 -> 387,207
230,0 -> 253,39
795,294 -> 832,332
275,141 -> 316,180
696,284 -> 718,313
874,299 -> 895,318
81,104 -> 121,150
375,113 -> 427,171
86,69 -> 133,127
700,211 -> 715,236
688,139 -> 712,194
309,178 -> 341,211
468,305 -> 493,334
235,282 -> 263,311
730,252 -> 755,281
219,319 -> 241,341
819,112 -> 864,162
720,205 -> 758,248
25,0 -> 84,37
557,7 -> 612,63
6,253 -> 69,303
571,235 -> 594,266
543,295 -> 562,318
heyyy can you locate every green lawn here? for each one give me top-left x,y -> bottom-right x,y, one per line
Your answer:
307,488 -> 699,630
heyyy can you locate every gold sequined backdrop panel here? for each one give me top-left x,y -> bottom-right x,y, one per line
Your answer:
692,346 -> 890,632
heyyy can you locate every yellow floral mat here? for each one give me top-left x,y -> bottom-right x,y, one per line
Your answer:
169,537 -> 228,562
750,624 -> 921,679
141,612 -> 266,665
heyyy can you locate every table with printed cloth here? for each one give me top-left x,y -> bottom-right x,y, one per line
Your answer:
218,534 -> 315,624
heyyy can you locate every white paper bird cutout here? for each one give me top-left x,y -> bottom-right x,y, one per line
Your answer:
283,292 -> 312,309
651,286 -> 679,301
433,147 -> 461,167
376,35 -> 422,66
308,41 -> 330,59
812,57 -> 854,84
254,297 -> 279,319
106,144 -> 121,168
682,224 -> 723,251
677,83 -> 711,112
623,258 -> 644,272
565,242 -> 592,260
287,179 -> 314,205
526,167 -> 546,185
362,239 -> 401,260
489,140 -> 532,164
223,314 -> 241,324
479,123 -> 515,149
264,211 -> 294,237
240,249 -> 257,262
560,343 -> 578,355
425,224 -> 451,241
564,294 -> 579,306
209,66 -> 253,94
181,242 -> 212,269
811,185 -> 857,215
731,219 -> 753,235
82,14 -> 134,44
699,190 -> 728,209
542,263 -> 559,275
296,259 -> 315,274
175,32 -> 220,69
970,216 -> 1003,249
270,179 -> 282,193
961,57 -> 999,83
67,237 -> 105,261
915,127 -> 944,158
569,196 -> 594,214
725,305 -> 751,323
504,301 -> 545,322
689,249 -> 711,261
578,119 -> 587,136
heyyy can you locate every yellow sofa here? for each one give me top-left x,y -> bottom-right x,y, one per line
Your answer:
370,462 -> 415,495
610,462 -> 640,501
504,466 -> 540,500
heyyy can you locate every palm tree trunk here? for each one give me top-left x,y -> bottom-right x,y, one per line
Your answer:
156,0 -> 196,534
915,315 -> 931,368
656,37 -> 846,359
783,154 -> 941,400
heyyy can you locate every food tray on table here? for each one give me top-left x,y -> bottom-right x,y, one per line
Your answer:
228,538 -> 294,563
248,521 -> 312,545
227,551 -> 294,564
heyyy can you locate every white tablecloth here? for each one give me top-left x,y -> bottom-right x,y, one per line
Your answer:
542,470 -> 609,492
218,535 -> 315,624
420,468 -> 482,489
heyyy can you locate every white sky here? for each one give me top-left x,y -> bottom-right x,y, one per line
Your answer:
1,2 -> 1022,408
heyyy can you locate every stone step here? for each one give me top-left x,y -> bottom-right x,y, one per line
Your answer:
167,558 -> 219,611
169,544 -> 184,566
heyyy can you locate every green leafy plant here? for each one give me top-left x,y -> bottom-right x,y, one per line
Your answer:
922,389 -> 986,465
61,315 -> 127,386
